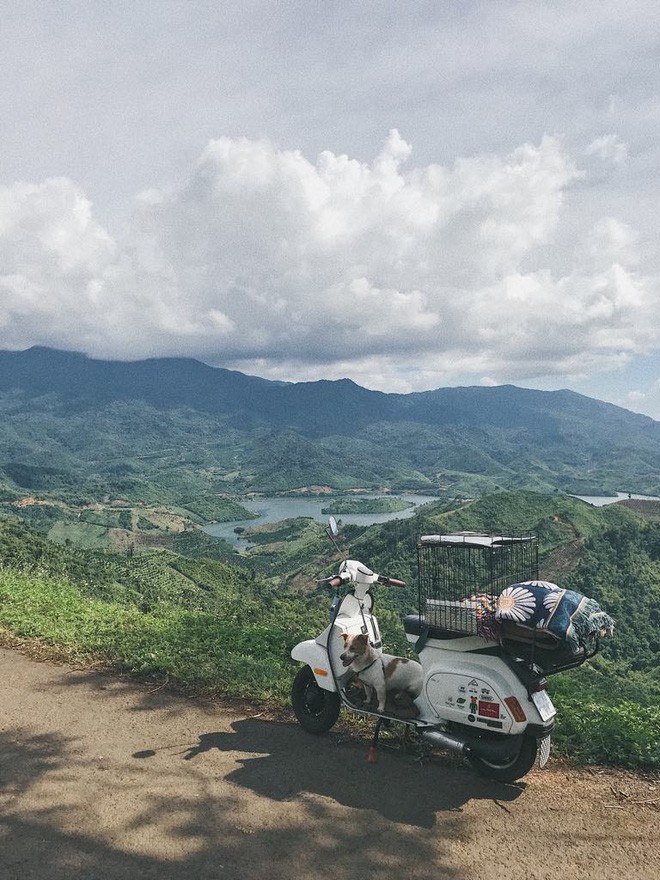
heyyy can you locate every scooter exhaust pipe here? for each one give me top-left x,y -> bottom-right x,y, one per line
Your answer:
420,729 -> 469,757
421,728 -> 524,763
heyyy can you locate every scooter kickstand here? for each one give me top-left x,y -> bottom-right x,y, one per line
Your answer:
367,717 -> 385,763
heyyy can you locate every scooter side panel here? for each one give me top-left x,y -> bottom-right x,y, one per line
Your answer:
291,640 -> 338,691
425,672 -> 514,733
421,653 -> 551,733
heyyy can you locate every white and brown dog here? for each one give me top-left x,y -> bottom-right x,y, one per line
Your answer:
339,632 -> 423,714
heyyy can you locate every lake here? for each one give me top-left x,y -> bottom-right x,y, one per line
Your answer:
203,490 -> 660,548
203,494 -> 439,547
574,492 -> 660,506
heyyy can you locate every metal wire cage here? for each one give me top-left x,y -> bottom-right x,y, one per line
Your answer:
416,532 -> 539,635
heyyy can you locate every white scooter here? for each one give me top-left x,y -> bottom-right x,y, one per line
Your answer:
291,529 -> 604,783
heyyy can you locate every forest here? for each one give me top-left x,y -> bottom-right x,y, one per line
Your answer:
4,347 -> 660,505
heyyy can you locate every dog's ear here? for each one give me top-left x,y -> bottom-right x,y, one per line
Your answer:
341,633 -> 349,642
355,633 -> 369,647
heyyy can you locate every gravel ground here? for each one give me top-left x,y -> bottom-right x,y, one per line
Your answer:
1,646 -> 658,880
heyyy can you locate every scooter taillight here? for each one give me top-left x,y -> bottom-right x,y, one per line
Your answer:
504,696 -> 527,723
530,678 -> 548,694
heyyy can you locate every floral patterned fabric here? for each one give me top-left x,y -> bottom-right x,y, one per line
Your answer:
495,580 -> 615,651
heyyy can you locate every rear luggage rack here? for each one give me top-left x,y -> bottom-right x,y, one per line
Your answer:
417,532 -> 538,637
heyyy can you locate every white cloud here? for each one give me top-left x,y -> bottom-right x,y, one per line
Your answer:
0,132 -> 659,395
586,217 -> 639,266
0,178 -> 116,348
585,135 -> 629,166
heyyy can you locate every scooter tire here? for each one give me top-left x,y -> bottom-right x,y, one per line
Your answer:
468,735 -> 538,783
291,665 -> 341,734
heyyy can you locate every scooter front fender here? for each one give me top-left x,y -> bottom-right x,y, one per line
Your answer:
291,639 -> 337,691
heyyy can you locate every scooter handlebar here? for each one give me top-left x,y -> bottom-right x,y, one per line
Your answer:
317,575 -> 345,589
377,575 -> 406,588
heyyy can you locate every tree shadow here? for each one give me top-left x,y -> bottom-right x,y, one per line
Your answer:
1,727 -> 469,880
136,717 -> 525,828
0,727 -> 79,796
2,800 -> 466,880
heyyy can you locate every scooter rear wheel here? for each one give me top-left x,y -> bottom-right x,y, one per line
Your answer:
292,665 -> 341,734
468,734 -> 538,783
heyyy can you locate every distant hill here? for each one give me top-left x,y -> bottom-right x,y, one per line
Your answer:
0,346 -> 659,501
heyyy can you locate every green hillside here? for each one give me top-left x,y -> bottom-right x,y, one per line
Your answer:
321,497 -> 412,514
0,494 -> 254,556
2,347 -> 660,502
0,492 -> 658,771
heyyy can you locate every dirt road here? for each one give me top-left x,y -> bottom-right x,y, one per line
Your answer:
1,646 -> 658,880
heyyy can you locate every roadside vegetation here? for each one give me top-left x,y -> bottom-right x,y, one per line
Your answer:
0,491 -> 659,772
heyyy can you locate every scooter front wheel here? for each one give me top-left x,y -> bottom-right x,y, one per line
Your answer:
291,665 -> 341,734
468,735 -> 538,783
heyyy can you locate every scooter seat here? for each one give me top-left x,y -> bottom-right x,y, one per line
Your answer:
403,614 -> 468,640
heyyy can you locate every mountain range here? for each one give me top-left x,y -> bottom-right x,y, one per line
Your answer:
0,346 -> 659,501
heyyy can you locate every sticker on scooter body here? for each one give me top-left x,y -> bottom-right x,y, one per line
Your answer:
426,673 -> 513,733
478,700 -> 500,719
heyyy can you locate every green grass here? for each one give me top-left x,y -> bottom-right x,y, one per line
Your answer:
551,694 -> 660,770
0,569 -> 298,700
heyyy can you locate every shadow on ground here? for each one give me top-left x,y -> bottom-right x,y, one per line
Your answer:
135,717 -> 525,828
0,725 -> 476,880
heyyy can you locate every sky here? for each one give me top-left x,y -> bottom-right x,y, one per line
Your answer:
2,1 -> 660,417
